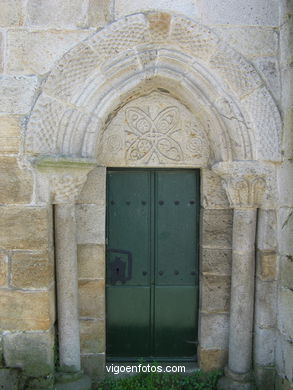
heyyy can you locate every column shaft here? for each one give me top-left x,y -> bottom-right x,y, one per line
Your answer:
228,208 -> 257,374
55,203 -> 81,372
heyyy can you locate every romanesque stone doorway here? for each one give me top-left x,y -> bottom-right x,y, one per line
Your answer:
106,169 -> 200,361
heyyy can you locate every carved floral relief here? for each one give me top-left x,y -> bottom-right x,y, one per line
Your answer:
97,92 -> 210,166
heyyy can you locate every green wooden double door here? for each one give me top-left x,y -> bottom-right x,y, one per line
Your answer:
106,169 -> 200,361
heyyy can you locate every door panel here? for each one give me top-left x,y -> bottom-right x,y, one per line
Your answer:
106,169 -> 199,361
154,286 -> 198,357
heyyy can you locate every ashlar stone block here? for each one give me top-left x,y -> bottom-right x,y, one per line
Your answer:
81,353 -> 105,382
79,280 -> 105,318
201,169 -> 230,209
3,329 -> 54,376
201,249 -> 232,275
278,161 -> 293,207
88,0 -> 111,28
0,289 -> 55,331
76,204 -> 105,245
201,209 -> 233,249
278,208 -> 293,256
0,0 -> 23,27
0,253 -> 8,287
212,26 -> 278,59
114,0 -> 199,20
0,206 -> 52,251
279,255 -> 293,290
0,157 -> 33,204
278,287 -> 293,338
257,251 -> 277,282
77,167 -> 106,205
80,319 -> 105,354
254,327 -> 276,366
77,244 -> 105,280
257,209 -> 277,251
199,313 -> 229,350
201,274 -> 231,313
0,369 -> 18,390
7,30 -> 91,75
255,280 -> 277,328
0,76 -> 39,115
0,115 -> 21,153
199,348 -> 228,371
199,0 -> 279,26
27,0 -> 88,28
253,57 -> 281,102
10,251 -> 54,289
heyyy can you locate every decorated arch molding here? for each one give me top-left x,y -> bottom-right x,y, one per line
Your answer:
25,11 -> 281,164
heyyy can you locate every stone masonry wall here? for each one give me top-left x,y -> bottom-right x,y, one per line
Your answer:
0,1 -> 291,389
0,1 -> 112,388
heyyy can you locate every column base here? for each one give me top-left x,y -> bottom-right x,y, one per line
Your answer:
54,371 -> 91,390
217,368 -> 255,390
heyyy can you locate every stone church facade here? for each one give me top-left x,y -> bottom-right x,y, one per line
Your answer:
0,1 -> 292,389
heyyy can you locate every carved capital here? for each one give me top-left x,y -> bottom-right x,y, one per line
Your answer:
212,162 -> 274,209
32,157 -> 96,204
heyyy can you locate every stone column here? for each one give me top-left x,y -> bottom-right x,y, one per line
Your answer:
33,157 -> 96,389
212,162 -> 267,390
55,202 -> 81,371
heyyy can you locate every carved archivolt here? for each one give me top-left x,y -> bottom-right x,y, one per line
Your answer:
98,92 -> 209,166
25,12 -> 281,164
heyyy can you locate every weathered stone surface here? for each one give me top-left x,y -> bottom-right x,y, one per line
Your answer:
0,369 -> 19,390
0,0 -> 23,27
76,204 -> 105,245
257,209 -> 277,251
278,161 -> 293,207
79,280 -> 105,318
0,289 -> 55,331
77,167 -> 106,205
0,76 -> 39,115
233,209 -> 257,253
201,249 -> 232,275
0,253 -> 8,287
81,353 -> 105,381
278,288 -> 293,338
7,30 -> 91,75
77,244 -> 105,280
213,26 -> 278,59
0,206 -> 52,250
27,0 -> 88,27
3,329 -> 54,375
0,115 -> 21,153
199,348 -> 228,371
254,327 -> 276,366
278,208 -> 293,255
115,0 -> 199,19
201,274 -> 231,312
201,210 -> 233,249
279,255 -> 293,290
199,313 -> 229,349
201,169 -> 230,209
275,374 -> 292,390
257,251 -> 277,281
0,157 -> 33,204
80,319 -> 105,354
253,57 -> 281,102
199,0 -> 279,26
98,92 -> 210,167
254,366 -> 276,390
88,0 -> 111,27
10,252 -> 54,289
275,333 -> 293,388
255,280 -> 277,328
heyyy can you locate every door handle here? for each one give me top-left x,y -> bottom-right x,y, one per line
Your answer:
107,248 -> 132,285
